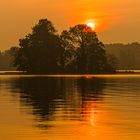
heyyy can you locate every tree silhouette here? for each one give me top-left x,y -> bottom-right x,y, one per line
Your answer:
14,19 -> 116,74
61,24 -> 116,73
14,19 -> 62,73
0,47 -> 18,71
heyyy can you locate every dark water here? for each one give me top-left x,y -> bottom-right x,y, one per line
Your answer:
0,75 -> 140,140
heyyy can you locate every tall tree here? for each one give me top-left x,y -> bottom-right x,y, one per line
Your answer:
60,24 -> 115,73
14,19 -> 62,73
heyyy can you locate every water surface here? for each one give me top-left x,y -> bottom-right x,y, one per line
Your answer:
0,75 -> 140,140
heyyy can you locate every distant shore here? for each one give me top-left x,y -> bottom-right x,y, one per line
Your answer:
0,70 -> 140,75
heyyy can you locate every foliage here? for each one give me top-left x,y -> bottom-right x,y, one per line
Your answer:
105,42 -> 140,70
14,19 -> 62,73
0,47 -> 18,70
60,24 -> 116,73
14,19 -> 116,74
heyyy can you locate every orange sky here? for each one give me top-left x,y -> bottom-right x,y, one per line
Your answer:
0,0 -> 140,50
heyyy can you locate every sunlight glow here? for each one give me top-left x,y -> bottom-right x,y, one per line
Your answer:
86,22 -> 96,30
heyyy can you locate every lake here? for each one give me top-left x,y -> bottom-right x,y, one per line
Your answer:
0,74 -> 140,140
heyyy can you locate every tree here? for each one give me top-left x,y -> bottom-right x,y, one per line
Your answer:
14,19 -> 62,73
60,24 -> 116,74
14,20 -> 116,74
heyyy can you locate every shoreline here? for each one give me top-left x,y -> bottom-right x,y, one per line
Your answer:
0,71 -> 140,76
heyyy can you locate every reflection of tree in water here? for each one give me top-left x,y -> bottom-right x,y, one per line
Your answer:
76,77 -> 106,125
11,77 -> 106,124
11,77 -> 65,121
76,77 -> 106,101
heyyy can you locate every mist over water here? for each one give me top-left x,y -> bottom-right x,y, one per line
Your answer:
0,75 -> 140,140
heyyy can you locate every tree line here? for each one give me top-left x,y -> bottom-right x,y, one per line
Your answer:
105,42 -> 140,70
0,47 -> 17,71
1,19 -> 117,74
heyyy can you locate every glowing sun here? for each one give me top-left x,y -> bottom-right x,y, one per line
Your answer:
86,22 -> 96,30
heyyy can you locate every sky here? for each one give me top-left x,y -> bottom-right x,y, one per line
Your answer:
0,0 -> 140,50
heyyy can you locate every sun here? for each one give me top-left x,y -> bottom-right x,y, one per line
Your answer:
86,22 -> 96,30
